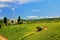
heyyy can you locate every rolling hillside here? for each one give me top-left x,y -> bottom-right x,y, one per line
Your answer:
0,18 -> 60,40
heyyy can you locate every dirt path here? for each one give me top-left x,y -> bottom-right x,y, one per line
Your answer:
0,35 -> 8,40
21,27 -> 47,40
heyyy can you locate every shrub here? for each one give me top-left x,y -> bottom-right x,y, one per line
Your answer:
18,22 -> 23,24
0,24 -> 2,28
36,26 -> 42,32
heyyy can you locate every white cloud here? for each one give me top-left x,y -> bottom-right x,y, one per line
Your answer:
39,16 -> 44,18
27,16 -> 48,19
27,16 -> 45,19
0,0 -> 14,2
0,16 -> 4,19
44,16 -> 55,18
18,0 -> 38,4
11,7 -> 15,11
47,17 -> 54,18
52,16 -> 60,18
0,0 -> 44,4
45,16 -> 60,18
27,16 -> 60,19
0,4 -> 9,8
0,0 -> 46,8
0,0 -> 40,8
32,9 -> 40,12
55,16 -> 60,18
0,0 -> 39,3
27,16 -> 40,19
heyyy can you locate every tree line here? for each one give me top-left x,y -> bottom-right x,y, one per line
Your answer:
3,16 -> 22,25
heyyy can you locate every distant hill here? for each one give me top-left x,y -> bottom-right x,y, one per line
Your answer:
23,17 -> 60,23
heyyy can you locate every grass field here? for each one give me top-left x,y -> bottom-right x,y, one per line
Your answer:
0,22 -> 60,40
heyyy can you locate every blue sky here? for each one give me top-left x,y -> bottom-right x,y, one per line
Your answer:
0,0 -> 60,19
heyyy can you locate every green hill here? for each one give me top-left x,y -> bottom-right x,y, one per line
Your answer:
0,18 -> 60,40
23,22 -> 60,40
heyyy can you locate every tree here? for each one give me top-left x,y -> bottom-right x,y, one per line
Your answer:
17,16 -> 21,24
36,26 -> 42,32
0,24 -> 2,28
4,17 -> 7,25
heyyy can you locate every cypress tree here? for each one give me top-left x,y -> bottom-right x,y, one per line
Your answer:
4,17 -> 7,25
17,16 -> 21,24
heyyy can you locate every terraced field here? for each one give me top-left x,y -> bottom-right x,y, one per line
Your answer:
0,22 -> 60,40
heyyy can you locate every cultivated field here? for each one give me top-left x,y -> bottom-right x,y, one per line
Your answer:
0,21 -> 60,40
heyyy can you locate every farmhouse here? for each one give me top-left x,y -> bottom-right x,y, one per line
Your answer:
8,19 -> 17,24
8,19 -> 27,24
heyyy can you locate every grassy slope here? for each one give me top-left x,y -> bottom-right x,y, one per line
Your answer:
23,22 -> 60,40
0,23 -> 39,40
0,22 -> 60,40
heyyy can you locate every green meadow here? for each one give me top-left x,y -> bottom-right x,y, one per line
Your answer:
0,18 -> 60,40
